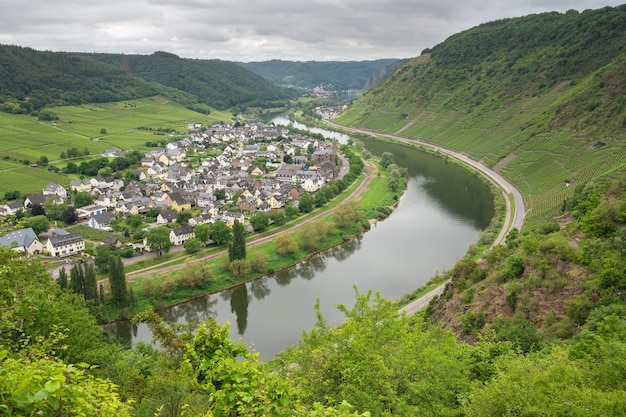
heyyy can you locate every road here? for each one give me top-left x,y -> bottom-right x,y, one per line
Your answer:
324,121 -> 527,314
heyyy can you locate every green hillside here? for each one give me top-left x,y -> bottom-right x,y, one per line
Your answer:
0,45 -> 194,113
0,45 -> 296,114
239,58 -> 406,91
336,5 -> 626,228
88,51 -> 298,110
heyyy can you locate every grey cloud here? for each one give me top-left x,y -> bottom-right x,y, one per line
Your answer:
0,0 -> 623,61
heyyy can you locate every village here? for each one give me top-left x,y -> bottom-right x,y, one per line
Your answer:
0,118 -> 345,260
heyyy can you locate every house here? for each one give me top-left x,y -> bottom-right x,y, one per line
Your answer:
169,225 -> 195,246
23,194 -> 46,209
170,192 -> 191,212
87,212 -> 115,230
1,202 -> 24,216
250,165 -> 266,177
69,179 -> 92,193
0,227 -> 44,255
157,210 -> 178,224
46,232 -> 84,258
42,182 -> 68,199
188,212 -> 212,227
76,205 -> 108,219
101,236 -> 122,248
222,211 -> 245,227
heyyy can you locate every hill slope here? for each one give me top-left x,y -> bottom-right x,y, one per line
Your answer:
0,46 -> 296,113
0,45 -> 193,113
239,59 -> 406,91
336,5 -> 626,227
88,51 -> 298,110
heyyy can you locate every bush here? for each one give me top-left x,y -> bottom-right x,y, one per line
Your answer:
461,310 -> 485,335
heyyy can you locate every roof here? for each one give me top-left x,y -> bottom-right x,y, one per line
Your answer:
25,194 -> 46,205
172,225 -> 194,236
92,212 -> 115,224
0,227 -> 39,249
159,210 -> 178,220
102,236 -> 119,245
48,232 -> 83,248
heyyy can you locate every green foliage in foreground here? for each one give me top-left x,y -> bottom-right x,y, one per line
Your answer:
2,229 -> 626,415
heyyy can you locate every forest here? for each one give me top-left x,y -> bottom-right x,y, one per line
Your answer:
0,46 -> 294,114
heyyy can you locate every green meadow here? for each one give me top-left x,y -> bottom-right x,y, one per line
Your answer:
0,97 -> 232,196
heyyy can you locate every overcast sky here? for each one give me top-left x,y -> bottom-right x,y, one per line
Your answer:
0,1 -> 623,62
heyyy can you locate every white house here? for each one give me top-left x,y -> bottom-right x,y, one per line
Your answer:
42,182 -> 68,199
46,232 -> 84,258
76,205 -> 108,219
169,225 -> 195,246
87,212 -> 115,230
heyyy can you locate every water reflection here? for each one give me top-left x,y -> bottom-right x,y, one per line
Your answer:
250,277 -> 271,300
159,296 -> 218,326
361,139 -> 494,229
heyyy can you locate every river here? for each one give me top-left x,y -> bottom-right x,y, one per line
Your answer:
108,117 -> 494,361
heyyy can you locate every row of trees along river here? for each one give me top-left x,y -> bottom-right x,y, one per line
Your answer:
107,115 -> 495,361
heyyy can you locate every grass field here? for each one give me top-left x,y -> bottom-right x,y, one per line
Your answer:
0,97 -> 232,196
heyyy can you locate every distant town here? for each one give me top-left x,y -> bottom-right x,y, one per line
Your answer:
0,116 -> 345,259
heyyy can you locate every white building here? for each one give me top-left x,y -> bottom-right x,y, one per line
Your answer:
46,232 -> 84,258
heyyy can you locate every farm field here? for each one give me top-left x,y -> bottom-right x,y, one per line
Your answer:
0,97 -> 232,196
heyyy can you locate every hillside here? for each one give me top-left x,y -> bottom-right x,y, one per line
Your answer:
0,45 -> 194,113
239,58 -> 406,91
0,45 -> 296,114
87,51 -> 298,110
335,5 -> 626,228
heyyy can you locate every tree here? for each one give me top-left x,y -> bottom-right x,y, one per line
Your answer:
210,221 -> 232,246
30,203 -> 46,216
24,215 -> 50,234
94,244 -> 114,272
298,223 -> 322,252
37,155 -> 49,166
176,211 -> 192,225
285,204 -> 299,218
61,206 -> 78,225
108,255 -> 127,308
84,263 -> 98,303
228,220 -> 246,262
274,233 -> 298,256
250,212 -> 270,232
70,263 -> 85,298
298,192 -> 314,213
229,259 -> 247,278
57,266 -> 68,289
214,188 -> 227,201
334,200 -> 362,229
145,226 -> 172,256
250,251 -> 269,273
0,354 -> 132,416
73,192 -> 93,208
184,237 -> 202,254
4,190 -> 21,200
279,288 -> 468,416
269,210 -> 286,226
380,151 -> 395,168
194,223 -> 210,244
